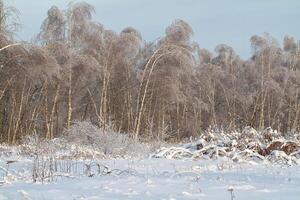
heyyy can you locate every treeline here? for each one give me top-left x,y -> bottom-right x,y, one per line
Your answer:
0,1 -> 299,143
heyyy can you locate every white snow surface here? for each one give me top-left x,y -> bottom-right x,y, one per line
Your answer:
0,157 -> 300,200
1,126 -> 300,200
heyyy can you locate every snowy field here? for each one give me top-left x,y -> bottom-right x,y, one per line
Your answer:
0,158 -> 300,200
1,126 -> 300,200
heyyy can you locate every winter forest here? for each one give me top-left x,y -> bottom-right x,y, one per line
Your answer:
0,2 -> 300,143
0,1 -> 300,199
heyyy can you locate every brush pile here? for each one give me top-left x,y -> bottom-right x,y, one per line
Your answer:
152,127 -> 300,165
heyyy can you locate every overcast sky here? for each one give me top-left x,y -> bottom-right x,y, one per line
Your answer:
8,0 -> 300,58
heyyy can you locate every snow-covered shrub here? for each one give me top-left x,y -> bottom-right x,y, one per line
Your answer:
20,133 -> 58,156
262,127 -> 281,143
232,149 -> 265,163
152,147 -> 193,159
64,121 -> 151,157
266,151 -> 293,165
151,126 -> 300,166
241,126 -> 259,141
18,132 -> 103,160
183,139 -> 207,151
197,145 -> 228,159
8,121 -> 167,160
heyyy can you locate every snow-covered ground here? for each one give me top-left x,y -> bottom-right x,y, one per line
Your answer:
0,158 -> 300,200
1,126 -> 300,199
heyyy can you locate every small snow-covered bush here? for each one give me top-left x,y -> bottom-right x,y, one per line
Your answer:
64,121 -> 151,157
10,121 -> 166,160
20,134 -> 105,160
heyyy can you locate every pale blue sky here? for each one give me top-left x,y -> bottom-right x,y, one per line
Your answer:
9,0 -> 300,58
